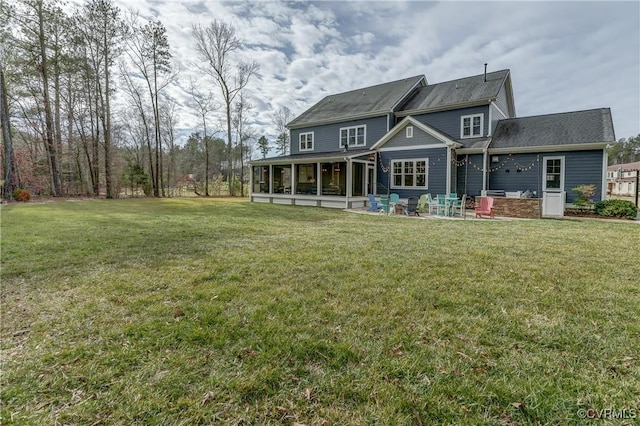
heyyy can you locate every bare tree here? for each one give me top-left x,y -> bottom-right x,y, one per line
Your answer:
273,106 -> 293,156
1,59 -> 16,199
192,21 -> 259,196
232,91 -> 254,197
186,77 -> 217,196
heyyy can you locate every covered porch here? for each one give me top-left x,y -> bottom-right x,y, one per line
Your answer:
250,149 -> 376,209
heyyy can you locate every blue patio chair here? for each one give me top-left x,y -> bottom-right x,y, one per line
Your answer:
436,194 -> 447,216
427,193 -> 438,215
405,196 -> 419,216
379,195 -> 391,214
451,194 -> 467,218
367,194 -> 382,212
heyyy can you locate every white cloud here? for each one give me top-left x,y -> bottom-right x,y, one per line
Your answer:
101,0 -> 639,146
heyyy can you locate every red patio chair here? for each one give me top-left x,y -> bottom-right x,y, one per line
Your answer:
475,196 -> 495,219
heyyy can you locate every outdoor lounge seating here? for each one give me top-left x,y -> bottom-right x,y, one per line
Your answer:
475,196 -> 495,218
379,195 -> 391,214
427,193 -> 438,215
417,194 -> 428,213
367,194 -> 382,212
405,196 -> 418,216
451,194 -> 467,218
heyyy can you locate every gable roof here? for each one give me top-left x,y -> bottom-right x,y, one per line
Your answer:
607,161 -> 640,171
397,69 -> 514,116
287,75 -> 426,129
370,116 -> 462,150
490,108 -> 615,150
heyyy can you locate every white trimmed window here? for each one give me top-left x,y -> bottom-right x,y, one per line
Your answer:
461,114 -> 483,138
406,126 -> 414,138
391,159 -> 428,188
543,156 -> 565,191
299,132 -> 314,151
340,125 -> 366,147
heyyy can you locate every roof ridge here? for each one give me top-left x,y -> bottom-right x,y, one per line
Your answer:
425,69 -> 509,87
325,75 -> 425,98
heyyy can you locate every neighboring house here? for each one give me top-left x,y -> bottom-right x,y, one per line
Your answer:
607,161 -> 640,196
250,69 -> 615,216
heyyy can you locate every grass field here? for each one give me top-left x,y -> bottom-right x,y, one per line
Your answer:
1,198 -> 639,425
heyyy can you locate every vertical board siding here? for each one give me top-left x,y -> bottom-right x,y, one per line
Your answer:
487,150 -> 604,202
290,116 -> 388,155
456,153 -> 484,196
412,105 -> 490,139
377,147 -> 448,198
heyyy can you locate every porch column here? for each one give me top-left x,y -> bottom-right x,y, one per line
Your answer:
445,147 -> 452,195
249,165 -> 254,200
291,163 -> 296,196
345,158 -> 352,209
269,164 -> 273,194
316,162 -> 322,196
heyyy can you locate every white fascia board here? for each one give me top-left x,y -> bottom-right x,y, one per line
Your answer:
371,116 -> 461,150
378,144 -> 450,152
491,101 -> 508,119
488,143 -> 608,154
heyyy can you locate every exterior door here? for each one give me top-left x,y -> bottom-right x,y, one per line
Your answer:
367,164 -> 374,195
542,156 -> 566,217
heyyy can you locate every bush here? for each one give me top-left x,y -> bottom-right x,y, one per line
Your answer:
572,184 -> 597,207
12,189 -> 31,202
594,199 -> 638,219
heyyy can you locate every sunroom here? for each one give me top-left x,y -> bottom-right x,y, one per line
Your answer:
249,149 -> 376,209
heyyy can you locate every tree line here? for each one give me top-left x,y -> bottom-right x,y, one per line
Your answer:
607,134 -> 640,166
0,0 -> 293,200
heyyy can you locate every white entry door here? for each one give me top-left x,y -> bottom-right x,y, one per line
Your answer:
542,156 -> 566,217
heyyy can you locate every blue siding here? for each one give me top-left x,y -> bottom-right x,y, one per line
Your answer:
494,84 -> 511,118
377,148 -> 448,198
456,153 -> 484,196
411,105 -> 491,139
490,103 -> 505,135
487,150 -> 604,202
290,116 -> 388,155
383,124 -> 445,149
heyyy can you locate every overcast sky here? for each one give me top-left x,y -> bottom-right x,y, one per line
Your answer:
106,0 -> 639,147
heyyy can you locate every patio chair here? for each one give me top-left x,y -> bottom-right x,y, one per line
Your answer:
436,194 -> 447,216
427,193 -> 438,215
367,194 -> 382,212
451,194 -> 467,218
417,194 -> 428,213
379,195 -> 391,214
389,193 -> 401,214
475,196 -> 495,219
405,196 -> 419,216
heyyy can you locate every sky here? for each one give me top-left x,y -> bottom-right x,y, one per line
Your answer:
104,0 -> 640,149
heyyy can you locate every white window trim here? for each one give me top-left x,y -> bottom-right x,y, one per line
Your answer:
390,158 -> 428,189
299,132 -> 314,152
542,155 -> 565,192
339,125 -> 367,148
406,126 -> 413,138
460,113 -> 484,139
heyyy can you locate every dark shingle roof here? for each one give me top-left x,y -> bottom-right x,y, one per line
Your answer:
491,108 -> 615,149
398,70 -> 510,114
607,161 -> 640,171
287,75 -> 425,129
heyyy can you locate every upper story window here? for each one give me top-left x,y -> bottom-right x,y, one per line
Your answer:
299,132 -> 314,151
406,126 -> 414,138
461,114 -> 483,138
340,125 -> 366,148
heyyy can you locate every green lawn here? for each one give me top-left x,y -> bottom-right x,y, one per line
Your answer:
1,198 -> 638,425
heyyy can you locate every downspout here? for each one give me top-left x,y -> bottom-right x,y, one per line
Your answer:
482,148 -> 488,194
249,164 -> 253,202
269,164 -> 273,194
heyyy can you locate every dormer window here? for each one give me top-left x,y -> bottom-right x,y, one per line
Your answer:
406,126 -> 414,138
299,132 -> 314,151
461,114 -> 483,138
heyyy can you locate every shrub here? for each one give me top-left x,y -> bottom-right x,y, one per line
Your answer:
12,189 -> 31,202
594,199 -> 638,219
572,184 -> 597,207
